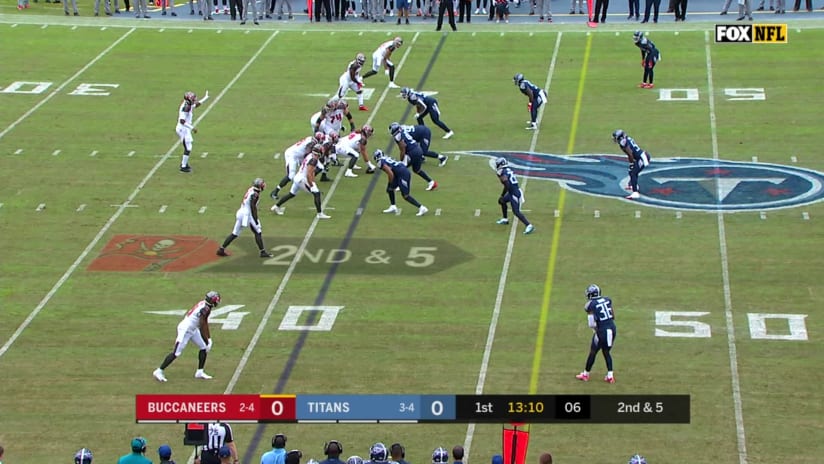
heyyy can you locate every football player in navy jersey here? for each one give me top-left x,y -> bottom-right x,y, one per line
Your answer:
374,150 -> 429,217
513,73 -> 547,130
633,31 -> 660,89
494,158 -> 534,235
402,124 -> 448,166
400,87 -> 454,139
390,122 -> 438,191
576,284 -> 617,384
613,129 -> 652,200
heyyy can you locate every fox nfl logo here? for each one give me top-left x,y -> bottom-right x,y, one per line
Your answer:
715,24 -> 788,43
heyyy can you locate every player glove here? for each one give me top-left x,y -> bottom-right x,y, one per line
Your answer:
309,183 -> 320,194
527,102 -> 532,112
357,81 -> 363,90
628,163 -> 634,173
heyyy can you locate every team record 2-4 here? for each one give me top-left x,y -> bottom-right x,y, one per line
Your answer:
135,394 -> 690,424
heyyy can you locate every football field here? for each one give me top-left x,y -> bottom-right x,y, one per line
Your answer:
0,14 -> 823,464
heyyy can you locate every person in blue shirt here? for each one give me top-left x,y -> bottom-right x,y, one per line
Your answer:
633,31 -> 660,89
374,150 -> 429,217
513,73 -> 547,130
118,438 -> 152,464
494,157 -> 534,235
402,124 -> 448,166
261,434 -> 288,464
400,87 -> 454,139
390,122 -> 438,191
575,284 -> 618,384
612,129 -> 652,200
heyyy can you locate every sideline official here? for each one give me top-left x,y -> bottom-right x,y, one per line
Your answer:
199,423 -> 239,464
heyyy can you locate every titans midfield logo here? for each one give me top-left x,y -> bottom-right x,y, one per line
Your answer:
466,151 -> 824,212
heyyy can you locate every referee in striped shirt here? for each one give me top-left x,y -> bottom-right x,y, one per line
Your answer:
197,422 -> 239,464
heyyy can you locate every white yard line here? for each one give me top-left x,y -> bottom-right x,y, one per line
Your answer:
0,27 -> 136,141
463,32 -> 563,460
222,32 -> 420,395
705,30 -> 749,464
0,30 -> 281,360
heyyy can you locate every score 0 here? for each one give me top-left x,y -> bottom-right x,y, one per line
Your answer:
259,395 -> 297,422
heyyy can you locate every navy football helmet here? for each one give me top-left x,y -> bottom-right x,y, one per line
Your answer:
612,129 -> 626,143
373,150 -> 385,163
494,157 -> 508,172
633,31 -> 643,43
389,122 -> 402,135
75,448 -> 94,464
431,447 -> 449,464
399,87 -> 412,99
586,284 -> 601,300
370,443 -> 388,463
347,456 -> 364,464
628,455 -> 647,464
513,73 -> 524,85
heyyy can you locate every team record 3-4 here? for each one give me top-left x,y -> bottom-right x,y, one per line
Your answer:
135,394 -> 690,424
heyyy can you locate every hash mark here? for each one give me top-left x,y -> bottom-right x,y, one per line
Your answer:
594,210 -> 600,218
237,152 -> 245,158
760,212 -> 767,220
41,24 -> 48,29
554,209 -> 560,217
454,154 -> 460,161
273,153 -> 281,159
159,205 -> 167,213
90,150 -> 98,157
201,152 -> 208,158
474,209 -> 480,217
791,156 -> 798,163
198,206 -> 207,214
356,207 -> 363,216
752,156 -> 758,163
36,203 -> 46,212
14,149 -> 23,155
127,150 -> 135,157
76,204 -> 86,212
52,149 -> 61,156
676,211 -> 683,219
159,28 -> 165,32
435,208 -> 442,216
635,210 -> 641,219
802,211 -> 810,220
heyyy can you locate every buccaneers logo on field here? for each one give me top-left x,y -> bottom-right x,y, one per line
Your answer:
464,151 -> 824,211
88,235 -> 222,272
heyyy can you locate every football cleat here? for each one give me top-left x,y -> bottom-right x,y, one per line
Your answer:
153,368 -> 168,382
586,284 -> 601,299
442,131 -> 454,139
260,250 -> 273,258
626,191 -> 640,199
426,180 -> 438,191
344,170 -> 358,178
496,218 -> 509,225
216,247 -> 231,257
575,372 -> 590,381
524,224 -> 535,235
358,105 -> 369,111
180,165 -> 192,173
194,370 -> 213,380
438,155 -> 448,167
605,375 -> 616,384
270,189 -> 279,200
383,205 -> 399,214
316,212 -> 331,219
416,205 -> 429,216
526,123 -> 538,130
387,82 -> 400,89
271,205 -> 285,215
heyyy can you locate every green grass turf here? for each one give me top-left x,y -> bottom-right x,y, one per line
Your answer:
0,17 -> 823,464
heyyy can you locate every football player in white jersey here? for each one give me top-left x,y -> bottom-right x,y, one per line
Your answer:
216,178 -> 274,258
271,145 -> 331,219
175,90 -> 209,173
337,53 -> 368,111
153,291 -> 221,382
270,132 -> 324,200
362,37 -> 403,88
311,97 -> 356,137
336,124 -> 377,178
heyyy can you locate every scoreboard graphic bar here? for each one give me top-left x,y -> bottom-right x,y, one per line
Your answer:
136,394 -> 689,424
